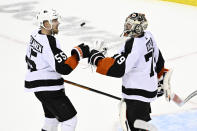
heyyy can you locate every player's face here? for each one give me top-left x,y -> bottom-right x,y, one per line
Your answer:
43,21 -> 51,30
52,19 -> 60,34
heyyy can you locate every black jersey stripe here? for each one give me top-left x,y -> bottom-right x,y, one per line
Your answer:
46,35 -> 73,75
122,86 -> 157,98
46,35 -> 57,51
124,37 -> 134,55
155,50 -> 165,74
25,78 -> 64,89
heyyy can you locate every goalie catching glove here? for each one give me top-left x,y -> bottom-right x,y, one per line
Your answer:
71,43 -> 90,61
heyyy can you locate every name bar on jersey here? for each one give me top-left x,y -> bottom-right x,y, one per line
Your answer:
30,36 -> 43,53
146,38 -> 153,52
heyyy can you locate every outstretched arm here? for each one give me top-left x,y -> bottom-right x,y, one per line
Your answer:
89,38 -> 134,78
89,50 -> 127,78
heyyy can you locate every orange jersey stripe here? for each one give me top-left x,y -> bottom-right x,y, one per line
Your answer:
96,57 -> 115,75
157,67 -> 169,78
65,54 -> 79,70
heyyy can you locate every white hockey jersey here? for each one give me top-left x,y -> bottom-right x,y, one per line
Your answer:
25,30 -> 79,92
120,31 -> 162,102
95,31 -> 164,102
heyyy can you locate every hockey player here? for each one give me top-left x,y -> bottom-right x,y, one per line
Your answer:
24,9 -> 90,131
88,13 -> 167,131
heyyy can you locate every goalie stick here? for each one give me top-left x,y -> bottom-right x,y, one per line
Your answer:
162,69 -> 197,107
171,90 -> 197,107
64,79 -> 197,130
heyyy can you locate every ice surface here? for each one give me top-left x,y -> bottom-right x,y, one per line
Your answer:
0,0 -> 197,130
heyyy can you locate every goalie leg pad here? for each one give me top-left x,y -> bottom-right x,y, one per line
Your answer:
118,99 -> 128,131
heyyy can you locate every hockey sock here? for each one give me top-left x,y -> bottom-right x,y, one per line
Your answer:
42,118 -> 59,131
61,115 -> 77,131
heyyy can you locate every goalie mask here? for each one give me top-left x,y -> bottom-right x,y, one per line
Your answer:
123,13 -> 148,37
36,9 -> 60,31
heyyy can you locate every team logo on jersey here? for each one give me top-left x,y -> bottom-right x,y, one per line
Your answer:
146,38 -> 153,52
30,36 -> 43,53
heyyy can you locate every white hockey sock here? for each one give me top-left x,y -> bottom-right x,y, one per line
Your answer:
42,117 -> 59,131
61,115 -> 77,131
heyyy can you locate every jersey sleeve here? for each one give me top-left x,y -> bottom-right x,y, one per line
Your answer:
95,38 -> 135,78
149,32 -> 165,78
96,52 -> 127,78
43,35 -> 79,75
155,49 -> 165,78
152,41 -> 165,78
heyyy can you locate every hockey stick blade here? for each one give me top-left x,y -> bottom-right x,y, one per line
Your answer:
134,119 -> 158,131
171,93 -> 184,106
182,90 -> 197,105
172,90 -> 197,107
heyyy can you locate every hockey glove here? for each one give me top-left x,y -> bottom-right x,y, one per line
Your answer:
88,49 -> 105,66
91,40 -> 107,55
157,75 -> 165,97
157,68 -> 170,98
157,86 -> 164,97
71,43 -> 90,61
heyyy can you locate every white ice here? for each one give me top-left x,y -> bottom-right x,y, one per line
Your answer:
0,0 -> 197,130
